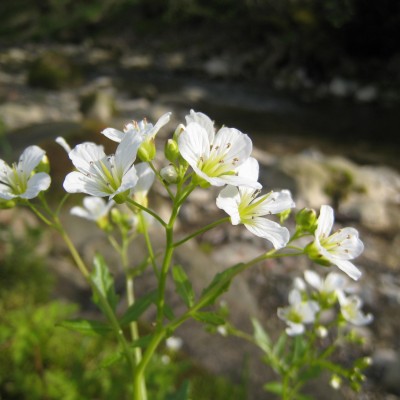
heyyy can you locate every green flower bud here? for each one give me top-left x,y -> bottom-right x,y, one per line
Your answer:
173,124 -> 185,142
0,198 -> 16,209
138,139 -> 156,162
160,164 -> 179,184
35,154 -> 50,174
295,208 -> 317,233
164,138 -> 180,162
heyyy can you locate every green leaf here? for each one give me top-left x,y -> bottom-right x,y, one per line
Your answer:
192,311 -> 225,326
58,318 -> 112,336
166,380 -> 191,400
299,365 -> 323,381
172,265 -> 195,308
99,352 -> 123,369
91,254 -> 119,312
119,290 -> 157,326
273,333 -> 287,359
131,335 -> 152,349
199,263 -> 245,307
163,303 -> 175,320
263,381 -> 284,395
252,318 -> 272,354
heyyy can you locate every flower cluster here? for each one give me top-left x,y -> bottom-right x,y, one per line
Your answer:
278,269 -> 373,336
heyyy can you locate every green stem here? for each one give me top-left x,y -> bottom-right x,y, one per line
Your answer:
172,217 -> 230,248
126,198 -> 167,228
138,211 -> 159,279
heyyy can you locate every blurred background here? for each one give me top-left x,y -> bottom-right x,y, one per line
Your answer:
0,1 -> 399,399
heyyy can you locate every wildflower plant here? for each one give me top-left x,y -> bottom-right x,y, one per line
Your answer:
0,109 -> 372,399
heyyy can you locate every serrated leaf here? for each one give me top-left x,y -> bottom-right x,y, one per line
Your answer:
199,263 -> 245,307
172,265 -> 195,308
119,290 -> 157,326
263,381 -> 284,395
91,254 -> 119,312
166,380 -> 191,400
58,318 -> 112,336
252,318 -> 272,354
193,311 -> 225,326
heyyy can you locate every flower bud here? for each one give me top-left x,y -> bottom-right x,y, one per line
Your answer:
35,154 -> 50,174
160,164 -> 179,184
296,208 -> 318,233
173,124 -> 185,141
164,138 -> 180,162
138,139 -> 156,162
0,198 -> 16,209
316,325 -> 328,338
330,374 -> 342,390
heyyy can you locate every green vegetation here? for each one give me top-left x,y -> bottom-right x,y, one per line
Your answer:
0,219 -> 246,399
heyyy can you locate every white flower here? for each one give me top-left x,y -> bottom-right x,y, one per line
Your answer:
304,270 -> 349,295
101,112 -> 171,143
166,336 -> 183,352
310,205 -> 364,280
277,289 -> 320,336
216,157 -> 294,249
178,110 -> 260,188
70,196 -> 114,221
0,146 -> 51,200
131,162 -> 155,206
337,292 -> 373,326
63,131 -> 142,201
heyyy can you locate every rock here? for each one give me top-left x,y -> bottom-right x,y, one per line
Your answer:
80,90 -> 116,122
27,51 -> 83,90
371,348 -> 400,395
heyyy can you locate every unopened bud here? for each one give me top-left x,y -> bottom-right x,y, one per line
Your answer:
138,139 -> 156,162
296,208 -> 318,233
165,138 -> 180,162
160,164 -> 179,184
36,155 -> 50,174
173,124 -> 185,141
330,374 -> 342,390
0,198 -> 16,209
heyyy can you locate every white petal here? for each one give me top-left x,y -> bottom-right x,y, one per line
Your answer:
255,190 -> 295,216
0,159 -> 12,182
317,205 -> 334,238
286,322 -> 305,336
113,166 -> 138,197
115,131 -> 142,174
133,162 -> 155,196
325,272 -> 348,292
101,127 -> 124,142
179,123 -> 210,168
19,146 -> 45,176
236,157 -> 260,181
185,110 -> 215,143
21,173 -> 51,199
147,112 -> 171,138
245,217 -> 290,249
69,142 -> 105,173
304,270 -> 323,291
218,174 -> 261,189
70,206 -> 93,220
289,289 -> 302,305
216,185 -> 241,225
55,137 -> 72,153
328,227 -> 364,259
0,183 -> 15,200
213,127 -> 253,166
333,259 -> 362,281
63,171 -> 109,197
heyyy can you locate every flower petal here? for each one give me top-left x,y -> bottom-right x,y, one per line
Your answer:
185,110 -> 215,143
317,205 -> 334,238
304,270 -> 323,291
0,183 -> 15,200
245,217 -> 290,249
63,171 -> 109,197
133,162 -> 155,196
21,173 -> 51,199
101,127 -> 124,142
333,259 -> 362,281
179,123 -> 210,168
114,131 -> 142,174
254,190 -> 295,216
19,146 -> 46,176
236,157 -> 259,182
69,142 -> 106,173
216,185 -> 241,225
